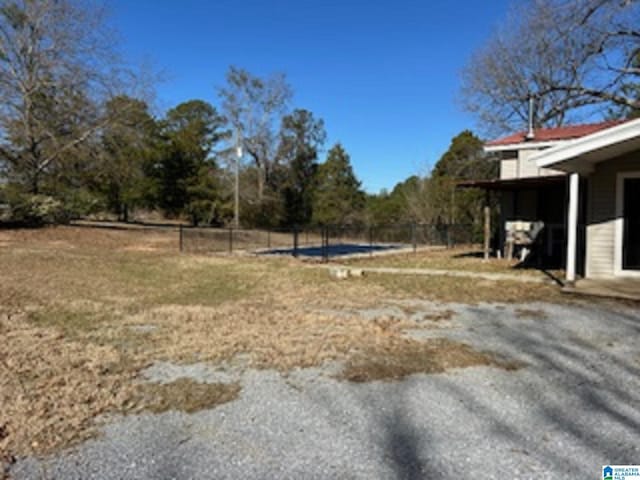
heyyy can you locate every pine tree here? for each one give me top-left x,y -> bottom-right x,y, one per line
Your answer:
152,100 -> 228,223
98,96 -> 158,221
312,143 -> 365,225
276,109 -> 326,226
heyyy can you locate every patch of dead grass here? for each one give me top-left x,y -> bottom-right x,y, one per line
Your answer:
0,314 -> 137,458
132,379 -> 241,414
360,273 -> 565,304
0,313 -> 240,460
118,304 -> 423,370
344,247 -> 523,272
344,247 -> 567,281
514,308 -> 548,319
424,310 -> 456,321
337,338 -> 515,382
5,225 -> 177,251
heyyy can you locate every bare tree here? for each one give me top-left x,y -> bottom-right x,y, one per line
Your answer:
0,0 -> 147,194
461,0 -> 640,135
403,177 -> 436,224
218,66 -> 292,200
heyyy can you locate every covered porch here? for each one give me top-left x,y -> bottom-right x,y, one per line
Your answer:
458,175 -> 576,269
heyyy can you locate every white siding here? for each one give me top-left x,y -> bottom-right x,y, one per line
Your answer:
500,158 -> 518,179
586,152 -> 640,277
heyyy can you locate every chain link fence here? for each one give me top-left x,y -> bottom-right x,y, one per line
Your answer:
180,223 -> 476,260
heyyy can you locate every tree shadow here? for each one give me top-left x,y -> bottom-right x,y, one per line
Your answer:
451,249 -> 565,285
451,250 -> 485,259
381,402 -> 428,480
313,301 -> 640,477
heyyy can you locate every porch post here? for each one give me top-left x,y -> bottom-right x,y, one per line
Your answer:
483,191 -> 491,261
566,172 -> 580,284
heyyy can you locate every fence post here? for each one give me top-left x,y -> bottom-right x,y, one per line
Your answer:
411,223 -> 417,253
267,228 -> 271,249
293,226 -> 299,258
484,204 -> 491,261
369,226 -> 373,257
179,224 -> 183,252
229,227 -> 233,253
322,226 -> 328,263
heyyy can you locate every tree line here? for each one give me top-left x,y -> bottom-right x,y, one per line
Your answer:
0,0 -> 490,231
0,0 -> 367,227
1,81 -> 368,228
365,130 -> 497,240
2,0 -> 639,229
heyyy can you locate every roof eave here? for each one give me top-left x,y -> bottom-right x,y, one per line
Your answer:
532,118 -> 640,171
483,139 -> 567,153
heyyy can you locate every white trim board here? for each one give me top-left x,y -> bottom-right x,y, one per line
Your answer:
615,171 -> 640,277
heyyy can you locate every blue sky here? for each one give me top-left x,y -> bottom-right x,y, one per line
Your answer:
111,0 -> 512,193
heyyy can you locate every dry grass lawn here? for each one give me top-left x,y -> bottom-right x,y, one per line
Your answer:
343,246 -> 565,279
0,226 -> 566,463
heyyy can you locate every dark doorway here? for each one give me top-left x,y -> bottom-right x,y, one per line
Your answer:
623,177 -> 640,270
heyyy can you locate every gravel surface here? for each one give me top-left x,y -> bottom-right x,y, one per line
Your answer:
12,301 -> 640,479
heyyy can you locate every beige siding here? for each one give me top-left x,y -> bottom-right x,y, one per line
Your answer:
500,158 -> 518,179
518,150 -> 541,177
518,149 -> 566,178
586,152 -> 640,277
499,148 -> 565,180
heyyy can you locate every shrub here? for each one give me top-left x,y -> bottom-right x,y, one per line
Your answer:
59,189 -> 104,220
3,186 -> 67,226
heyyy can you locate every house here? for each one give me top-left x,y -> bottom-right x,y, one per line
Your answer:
462,118 -> 640,285
531,118 -> 640,283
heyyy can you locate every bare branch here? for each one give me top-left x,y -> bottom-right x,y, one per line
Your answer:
0,0 -> 152,193
218,67 -> 292,200
461,0 -> 640,135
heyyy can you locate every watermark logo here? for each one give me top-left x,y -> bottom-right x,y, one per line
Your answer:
603,465 -> 640,480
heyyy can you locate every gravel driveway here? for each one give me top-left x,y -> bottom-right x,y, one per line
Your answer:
12,301 -> 640,479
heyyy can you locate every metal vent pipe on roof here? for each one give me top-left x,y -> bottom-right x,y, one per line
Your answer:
526,95 -> 535,140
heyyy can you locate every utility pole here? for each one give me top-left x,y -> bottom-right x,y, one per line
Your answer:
234,130 -> 242,228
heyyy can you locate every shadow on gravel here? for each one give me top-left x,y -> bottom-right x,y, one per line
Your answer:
464,305 -> 637,472
325,303 -> 640,478
470,304 -> 638,467
382,402 -> 428,480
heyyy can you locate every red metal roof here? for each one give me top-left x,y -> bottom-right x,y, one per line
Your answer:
486,120 -> 629,147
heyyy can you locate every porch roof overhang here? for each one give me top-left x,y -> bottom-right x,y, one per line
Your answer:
531,118 -> 640,174
457,175 -> 565,191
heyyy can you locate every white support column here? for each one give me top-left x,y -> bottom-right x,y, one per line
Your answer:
566,172 -> 580,284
